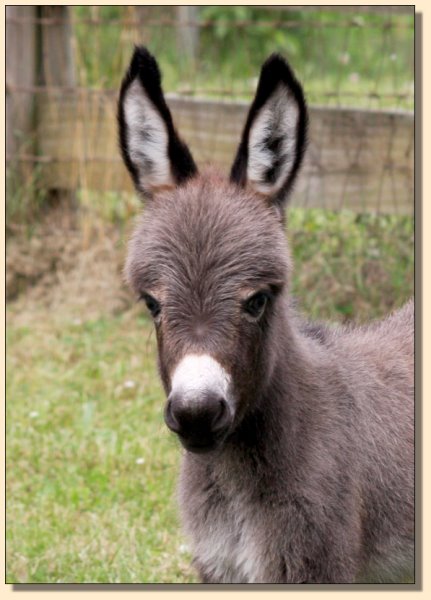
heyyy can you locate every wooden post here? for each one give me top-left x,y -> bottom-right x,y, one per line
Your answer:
176,6 -> 199,65
38,6 -> 76,88
38,5 -> 77,208
6,6 -> 38,180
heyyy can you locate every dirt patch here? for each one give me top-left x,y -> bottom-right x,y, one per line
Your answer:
6,208 -> 136,322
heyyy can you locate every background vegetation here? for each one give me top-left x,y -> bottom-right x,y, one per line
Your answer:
6,5 -> 414,584
73,5 -> 413,109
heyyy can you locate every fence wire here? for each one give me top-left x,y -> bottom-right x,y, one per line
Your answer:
6,5 -> 414,215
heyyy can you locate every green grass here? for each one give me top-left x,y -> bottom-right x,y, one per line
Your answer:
6,207 -> 413,583
6,312 -> 197,583
288,209 -> 414,322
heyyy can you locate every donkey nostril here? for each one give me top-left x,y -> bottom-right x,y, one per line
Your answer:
164,398 -> 181,433
211,398 -> 230,432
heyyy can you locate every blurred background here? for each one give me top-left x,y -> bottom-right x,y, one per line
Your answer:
6,5 -> 415,583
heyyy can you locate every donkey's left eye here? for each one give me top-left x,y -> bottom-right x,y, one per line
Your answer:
140,293 -> 161,318
244,292 -> 269,319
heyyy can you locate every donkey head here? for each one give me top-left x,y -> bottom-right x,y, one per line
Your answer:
119,47 -> 307,453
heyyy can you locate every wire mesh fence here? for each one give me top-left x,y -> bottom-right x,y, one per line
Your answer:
6,5 -> 414,217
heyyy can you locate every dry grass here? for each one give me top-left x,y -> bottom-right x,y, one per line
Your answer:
6,204 -> 134,321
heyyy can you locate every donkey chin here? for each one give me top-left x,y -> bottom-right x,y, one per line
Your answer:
163,353 -> 236,454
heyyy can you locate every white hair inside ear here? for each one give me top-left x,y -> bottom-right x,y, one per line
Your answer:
247,84 -> 300,197
123,79 -> 173,191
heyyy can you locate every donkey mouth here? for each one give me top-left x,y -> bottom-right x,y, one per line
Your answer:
181,440 -> 219,454
178,432 -> 229,454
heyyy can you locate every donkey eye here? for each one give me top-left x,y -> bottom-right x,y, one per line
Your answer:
140,293 -> 161,318
244,292 -> 269,319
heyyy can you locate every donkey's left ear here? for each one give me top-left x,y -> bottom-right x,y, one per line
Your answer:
230,54 -> 308,206
118,46 -> 197,197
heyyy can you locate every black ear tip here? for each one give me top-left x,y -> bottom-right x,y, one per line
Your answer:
128,45 -> 161,86
263,53 -> 289,70
131,45 -> 156,67
260,53 -> 302,91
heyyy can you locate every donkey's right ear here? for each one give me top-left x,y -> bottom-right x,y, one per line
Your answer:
118,46 -> 197,197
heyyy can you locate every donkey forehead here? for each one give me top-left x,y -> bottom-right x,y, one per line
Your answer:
127,175 -> 290,293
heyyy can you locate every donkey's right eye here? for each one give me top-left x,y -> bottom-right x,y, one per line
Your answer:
140,293 -> 161,318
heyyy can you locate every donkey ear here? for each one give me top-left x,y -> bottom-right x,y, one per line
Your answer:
118,46 -> 197,196
230,54 -> 307,206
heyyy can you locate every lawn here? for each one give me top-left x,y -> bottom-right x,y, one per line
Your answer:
6,206 -> 413,583
6,309 -> 197,583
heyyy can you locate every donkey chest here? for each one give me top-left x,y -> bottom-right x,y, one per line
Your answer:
183,481 -> 266,583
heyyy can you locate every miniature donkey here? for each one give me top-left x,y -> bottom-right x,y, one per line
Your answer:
118,47 -> 414,583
